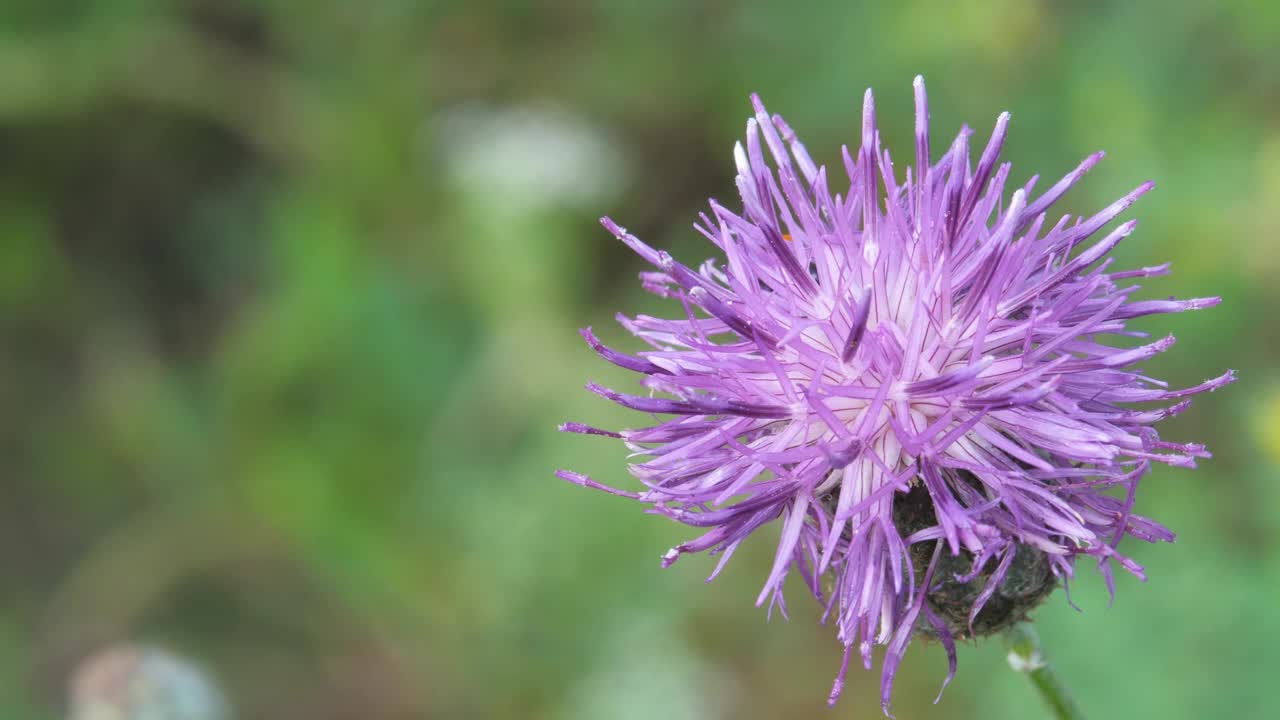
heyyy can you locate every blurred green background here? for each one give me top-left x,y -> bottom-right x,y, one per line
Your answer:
0,1 -> 1276,718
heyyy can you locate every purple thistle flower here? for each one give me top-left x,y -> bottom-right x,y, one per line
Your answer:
558,77 -> 1234,713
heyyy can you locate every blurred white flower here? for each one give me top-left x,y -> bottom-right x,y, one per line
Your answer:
69,646 -> 229,720
435,104 -> 628,210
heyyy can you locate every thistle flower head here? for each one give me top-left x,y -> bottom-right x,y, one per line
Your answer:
558,77 -> 1233,713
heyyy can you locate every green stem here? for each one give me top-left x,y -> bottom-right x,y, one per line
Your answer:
1004,623 -> 1084,720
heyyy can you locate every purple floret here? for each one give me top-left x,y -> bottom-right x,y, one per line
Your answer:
559,77 -> 1233,713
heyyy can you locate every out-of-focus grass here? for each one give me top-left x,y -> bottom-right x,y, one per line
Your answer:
0,1 -> 1276,718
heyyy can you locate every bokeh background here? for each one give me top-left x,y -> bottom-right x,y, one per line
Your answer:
1,1 -> 1277,718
